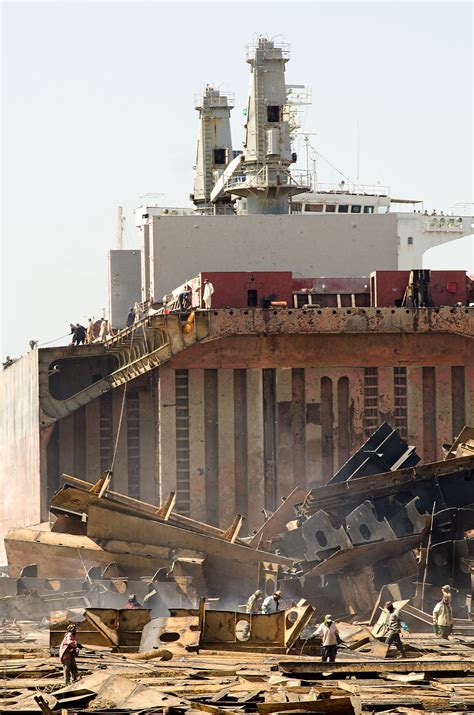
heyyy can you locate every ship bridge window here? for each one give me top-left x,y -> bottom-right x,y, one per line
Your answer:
213,148 -> 226,165
325,204 -> 336,213
305,203 -> 323,212
363,205 -> 375,214
338,205 -> 349,213
292,202 -> 302,213
351,205 -> 361,213
267,105 -> 281,123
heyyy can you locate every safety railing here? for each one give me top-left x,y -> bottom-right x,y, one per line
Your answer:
194,90 -> 235,108
225,166 -> 310,191
314,182 -> 390,197
245,40 -> 291,61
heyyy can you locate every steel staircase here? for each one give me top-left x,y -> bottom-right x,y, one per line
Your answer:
39,312 -> 210,425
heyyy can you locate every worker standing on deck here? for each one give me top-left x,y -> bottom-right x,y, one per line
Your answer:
261,590 -> 282,614
384,601 -> 406,657
126,307 -> 135,327
86,318 -> 94,344
315,614 -> 340,663
203,279 -> 214,309
98,318 -> 108,342
242,589 -> 262,638
246,589 -> 262,615
59,624 -> 82,685
71,323 -> 86,345
126,593 -> 143,609
134,302 -> 143,323
433,595 -> 453,639
179,284 -> 192,312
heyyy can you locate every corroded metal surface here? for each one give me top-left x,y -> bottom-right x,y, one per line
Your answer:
37,307 -> 473,423
201,306 -> 474,338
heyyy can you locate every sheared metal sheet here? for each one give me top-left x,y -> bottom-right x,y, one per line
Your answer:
327,422 -> 419,484
50,608 -> 150,651
4,527 -> 167,579
200,604 -> 314,649
304,533 -> 423,577
445,426 -> 474,459
345,500 -> 396,545
302,510 -> 352,561
54,671 -> 189,709
389,497 -> 427,537
140,615 -> 200,654
304,453 -> 474,517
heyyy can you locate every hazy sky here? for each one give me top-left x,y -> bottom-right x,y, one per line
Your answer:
1,0 -> 473,357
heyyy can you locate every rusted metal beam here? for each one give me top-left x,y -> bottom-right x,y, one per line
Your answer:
222,515 -> 244,543
84,609 -> 119,647
86,505 -> 294,569
59,477 -> 236,541
304,533 -> 424,577
303,454 -> 474,515
155,491 -> 176,520
249,487 -> 310,550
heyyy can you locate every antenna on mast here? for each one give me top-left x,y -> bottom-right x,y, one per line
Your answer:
298,133 -> 317,190
117,206 -> 124,250
356,121 -> 360,190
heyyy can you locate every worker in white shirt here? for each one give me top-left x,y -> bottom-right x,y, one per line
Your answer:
433,595 -> 453,639
242,589 -> 262,639
203,279 -> 215,309
261,590 -> 282,614
315,614 -> 340,663
246,590 -> 262,615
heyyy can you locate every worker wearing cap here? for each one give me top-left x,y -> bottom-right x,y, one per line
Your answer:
126,593 -> 143,609
315,615 -> 340,663
59,624 -> 82,685
246,589 -> 262,615
242,589 -> 262,638
433,595 -> 453,639
441,584 -> 456,606
261,590 -> 282,614
384,601 -> 406,657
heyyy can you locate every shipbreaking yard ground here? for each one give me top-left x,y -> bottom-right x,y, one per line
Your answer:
1,425 -> 474,713
4,629 -> 474,714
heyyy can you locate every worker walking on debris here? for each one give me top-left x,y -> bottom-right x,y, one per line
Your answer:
384,601 -> 406,658
59,624 -> 82,685
261,590 -> 282,614
315,614 -> 340,663
126,593 -> 143,609
433,595 -> 453,639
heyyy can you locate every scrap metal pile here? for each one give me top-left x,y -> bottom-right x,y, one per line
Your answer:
2,424 -> 474,713
2,473 -> 293,618
257,424 -> 474,631
4,616 -> 474,713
